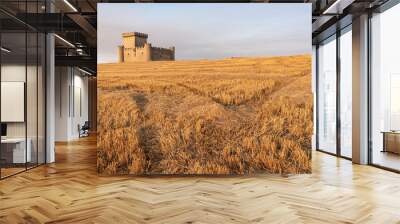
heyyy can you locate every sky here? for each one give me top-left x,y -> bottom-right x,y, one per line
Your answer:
97,4 -> 311,63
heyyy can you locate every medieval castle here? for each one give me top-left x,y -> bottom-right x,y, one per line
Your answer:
117,32 -> 175,62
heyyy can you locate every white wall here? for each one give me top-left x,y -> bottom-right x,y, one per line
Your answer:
55,66 -> 70,141
1,64 -> 26,81
55,67 -> 89,141
72,73 -> 89,138
1,82 -> 25,122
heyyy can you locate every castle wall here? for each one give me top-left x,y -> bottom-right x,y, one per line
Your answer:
135,36 -> 147,47
122,36 -> 135,49
123,48 -> 136,62
118,45 -> 124,63
150,47 -> 174,61
135,44 -> 151,61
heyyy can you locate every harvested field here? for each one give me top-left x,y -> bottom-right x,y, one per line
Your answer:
97,55 -> 313,175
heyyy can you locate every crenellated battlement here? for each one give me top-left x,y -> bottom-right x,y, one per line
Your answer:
122,32 -> 148,38
134,43 -> 151,50
118,32 -> 175,62
151,46 -> 173,52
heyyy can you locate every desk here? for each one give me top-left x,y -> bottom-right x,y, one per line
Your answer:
1,138 -> 31,164
382,131 -> 400,154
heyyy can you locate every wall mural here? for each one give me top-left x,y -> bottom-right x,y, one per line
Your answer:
97,3 -> 313,175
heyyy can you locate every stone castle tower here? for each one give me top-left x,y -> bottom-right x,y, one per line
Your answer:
117,32 -> 175,62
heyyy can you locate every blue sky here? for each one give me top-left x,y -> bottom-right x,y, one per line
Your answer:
98,3 -> 311,63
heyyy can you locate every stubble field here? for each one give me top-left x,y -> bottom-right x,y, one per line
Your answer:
97,55 -> 313,175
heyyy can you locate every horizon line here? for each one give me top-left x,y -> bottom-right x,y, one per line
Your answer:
97,53 -> 311,65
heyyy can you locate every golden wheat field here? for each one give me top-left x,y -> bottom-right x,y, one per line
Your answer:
97,55 -> 313,175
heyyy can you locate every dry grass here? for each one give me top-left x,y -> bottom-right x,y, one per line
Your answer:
97,55 -> 313,175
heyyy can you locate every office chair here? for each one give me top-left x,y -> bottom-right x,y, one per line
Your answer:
79,121 -> 90,138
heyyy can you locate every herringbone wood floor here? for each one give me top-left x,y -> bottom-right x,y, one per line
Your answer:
1,136 -> 400,224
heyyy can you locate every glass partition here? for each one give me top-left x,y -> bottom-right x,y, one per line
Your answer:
317,35 -> 337,154
0,2 -> 46,179
371,4 -> 400,171
1,31 -> 28,178
27,31 -> 38,169
339,26 -> 352,158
